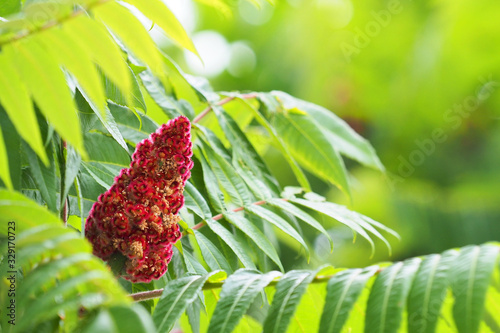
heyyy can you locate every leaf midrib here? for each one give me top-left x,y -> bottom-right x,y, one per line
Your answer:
285,114 -> 345,191
465,247 -> 480,332
419,255 -> 440,333
271,273 -> 310,333
328,270 -> 362,333
158,277 -> 201,331
218,275 -> 260,333
378,263 -> 403,333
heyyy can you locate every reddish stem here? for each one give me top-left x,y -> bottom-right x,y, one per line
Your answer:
129,269 -> 371,302
192,93 -> 259,124
187,199 -> 285,234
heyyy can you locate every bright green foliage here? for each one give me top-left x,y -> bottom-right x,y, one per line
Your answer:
0,1 -> 498,333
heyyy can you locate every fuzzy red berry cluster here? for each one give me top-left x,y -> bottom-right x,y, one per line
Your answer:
85,116 -> 193,283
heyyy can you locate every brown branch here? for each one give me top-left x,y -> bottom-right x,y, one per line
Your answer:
192,93 -> 259,124
129,269 -> 385,302
185,199 -> 285,235
0,0 -> 113,47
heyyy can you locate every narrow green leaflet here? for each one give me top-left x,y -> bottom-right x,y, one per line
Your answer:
319,266 -> 378,333
184,181 -> 212,220
82,305 -> 156,333
103,65 -> 146,112
17,253 -> 97,306
365,258 -> 422,333
64,16 -> 132,99
196,125 -> 232,161
7,41 -> 86,157
124,0 -> 198,56
286,282 -> 327,332
200,139 -> 253,206
153,272 -> 219,333
0,53 -> 47,165
253,95 -> 311,191
272,91 -> 384,171
139,70 -> 184,119
212,105 -> 280,195
224,212 -> 283,271
24,141 -> 57,212
74,176 -> 85,234
62,144 -> 82,202
91,102 -> 158,146
75,82 -> 129,153
291,198 -> 376,254
4,224 -> 130,332
407,251 -> 459,333
272,112 -> 350,198
267,198 -> 333,251
245,205 -> 309,259
0,125 -> 12,189
197,150 -> 225,212
206,219 -> 256,269
84,132 -> 131,168
39,28 -> 106,114
0,112 -> 21,190
184,251 -> 209,275
208,270 -> 281,333
263,269 -> 318,333
451,245 -> 499,333
0,189 -> 60,234
94,1 -> 164,78
194,230 -> 233,273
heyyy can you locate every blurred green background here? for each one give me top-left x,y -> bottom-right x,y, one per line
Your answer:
161,0 -> 500,268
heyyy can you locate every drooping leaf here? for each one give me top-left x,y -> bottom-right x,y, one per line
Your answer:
272,112 -> 350,198
93,1 -> 164,79
0,52 -> 47,165
407,250 -> 459,333
102,64 -> 146,112
365,258 -> 422,333
194,230 -> 233,273
39,27 -> 106,114
23,141 -> 58,212
267,198 -> 333,251
208,270 -> 281,333
205,219 -> 256,270
124,0 -> 198,56
64,15 -> 132,100
3,224 -> 130,333
0,189 -> 60,234
263,269 -> 318,333
0,125 -> 13,190
291,198 -> 376,254
7,40 -> 86,157
272,91 -> 385,171
153,272 -> 220,333
197,150 -> 225,212
245,204 -> 309,260
223,212 -> 283,271
75,87 -> 129,153
451,244 -> 499,333
62,144 -> 82,203
253,95 -> 311,191
141,73 -> 181,118
184,181 -> 212,220
211,105 -> 280,196
199,139 -> 253,206
319,266 -> 378,333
